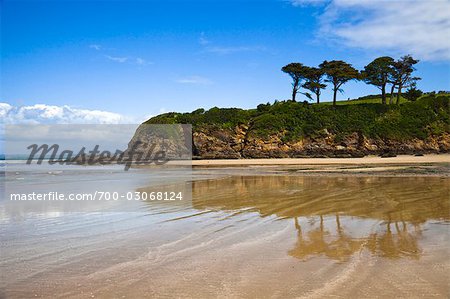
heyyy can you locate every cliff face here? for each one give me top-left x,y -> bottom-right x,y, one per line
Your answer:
139,95 -> 450,159
127,124 -> 449,159
193,125 -> 450,159
124,124 -> 192,160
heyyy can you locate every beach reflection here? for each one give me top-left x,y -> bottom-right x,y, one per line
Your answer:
288,215 -> 422,261
189,176 -> 448,261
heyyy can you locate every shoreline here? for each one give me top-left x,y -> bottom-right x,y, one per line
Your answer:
166,154 -> 450,176
186,154 -> 450,166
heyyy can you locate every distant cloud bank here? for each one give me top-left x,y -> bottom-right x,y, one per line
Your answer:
292,0 -> 450,61
0,103 -> 133,124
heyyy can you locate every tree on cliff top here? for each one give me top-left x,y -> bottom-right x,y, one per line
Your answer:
281,63 -> 309,102
319,60 -> 359,107
389,55 -> 420,104
404,83 -> 423,102
362,56 -> 395,105
301,67 -> 326,104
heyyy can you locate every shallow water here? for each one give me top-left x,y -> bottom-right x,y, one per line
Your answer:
1,165 -> 449,298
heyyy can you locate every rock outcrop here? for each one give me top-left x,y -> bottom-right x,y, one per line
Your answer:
125,124 -> 192,161
191,125 -> 450,159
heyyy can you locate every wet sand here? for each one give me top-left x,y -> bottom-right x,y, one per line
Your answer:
186,154 -> 450,177
1,164 -> 449,298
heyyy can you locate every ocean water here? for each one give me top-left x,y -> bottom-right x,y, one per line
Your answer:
0,163 -> 449,298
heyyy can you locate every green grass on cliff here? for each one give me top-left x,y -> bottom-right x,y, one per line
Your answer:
145,93 -> 450,142
319,95 -> 408,106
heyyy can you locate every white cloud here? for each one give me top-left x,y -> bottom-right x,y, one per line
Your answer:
199,33 -> 266,55
105,55 -> 129,63
204,45 -> 266,55
135,57 -> 153,66
175,76 -> 213,85
295,0 -> 450,61
0,103 -> 134,124
91,46 -> 151,66
290,0 -> 329,6
136,57 -> 146,65
199,32 -> 210,45
89,44 -> 102,50
0,103 -> 13,118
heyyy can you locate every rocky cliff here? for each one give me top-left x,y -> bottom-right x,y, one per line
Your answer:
192,125 -> 450,159
137,94 -> 450,159
124,124 -> 192,161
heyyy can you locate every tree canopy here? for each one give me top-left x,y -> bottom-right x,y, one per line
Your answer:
281,63 -> 310,102
404,83 -> 423,102
362,56 -> 395,105
389,55 -> 420,104
281,55 -> 420,106
302,67 -> 326,104
319,60 -> 359,106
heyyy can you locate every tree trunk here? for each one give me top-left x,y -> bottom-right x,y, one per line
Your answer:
389,84 -> 396,105
333,88 -> 337,107
381,84 -> 386,105
396,86 -> 402,105
316,92 -> 320,104
292,78 -> 299,102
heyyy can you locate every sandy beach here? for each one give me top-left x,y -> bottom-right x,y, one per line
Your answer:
2,166 -> 449,298
2,158 -> 449,298
166,154 -> 450,176
189,154 -> 450,166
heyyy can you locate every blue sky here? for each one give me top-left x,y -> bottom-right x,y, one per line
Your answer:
1,0 -> 450,123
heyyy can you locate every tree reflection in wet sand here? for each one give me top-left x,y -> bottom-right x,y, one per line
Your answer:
190,176 -> 448,261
